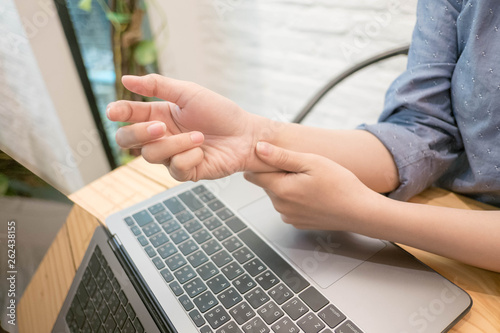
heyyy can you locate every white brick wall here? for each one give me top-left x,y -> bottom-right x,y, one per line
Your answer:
150,0 -> 418,129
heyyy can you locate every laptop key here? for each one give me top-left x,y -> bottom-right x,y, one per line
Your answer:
160,268 -> 174,283
132,210 -> 153,227
179,294 -> 195,311
142,223 -> 161,237
177,210 -> 194,224
137,235 -> 148,247
256,270 -> 279,290
179,190 -> 204,211
226,217 -> 246,233
187,250 -> 209,268
150,232 -> 169,248
152,256 -> 166,270
198,191 -> 216,203
242,317 -> 269,333
204,305 -> 230,329
297,312 -> 325,333
222,237 -> 243,252
169,281 -> 184,296
104,314 -> 117,332
166,254 -> 187,271
213,226 -> 233,242
229,301 -> 256,325
216,321 -> 242,333
257,301 -> 284,325
170,229 -> 189,244
243,259 -> 266,277
282,297 -> 308,320
233,247 -> 254,264
184,220 -> 203,234
197,262 -> 220,281
233,274 -> 256,294
144,245 -> 156,258
217,287 -> 243,309
178,239 -> 199,256
195,207 -> 213,221
192,185 -> 208,194
239,228 -> 310,293
299,287 -> 329,312
134,317 -> 144,333
122,319 -> 135,333
334,320 -> 363,333
272,316 -> 300,333
268,283 -> 293,306
130,225 -> 141,236
162,220 -> 181,234
207,274 -> 231,294
108,292 -> 121,313
203,216 -> 223,231
194,229 -> 213,245
212,250 -> 233,267
216,208 -> 234,221
189,309 -> 206,327
193,291 -> 219,313
221,262 -> 244,280
154,210 -> 173,224
163,197 -> 185,214
245,287 -> 270,309
175,266 -> 197,284
318,304 -> 346,329
200,325 -> 212,333
115,304 -> 128,328
184,277 -> 208,298
202,239 -> 221,255
124,217 -> 134,226
157,242 -> 177,259
148,203 -> 165,215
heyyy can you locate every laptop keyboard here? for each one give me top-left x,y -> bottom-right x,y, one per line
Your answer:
65,245 -> 145,333
125,185 -> 364,333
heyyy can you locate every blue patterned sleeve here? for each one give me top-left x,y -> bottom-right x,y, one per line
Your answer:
359,0 -> 465,201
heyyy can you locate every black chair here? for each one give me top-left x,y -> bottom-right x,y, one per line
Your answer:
293,44 -> 410,124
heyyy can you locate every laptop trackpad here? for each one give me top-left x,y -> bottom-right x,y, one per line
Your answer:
239,196 -> 386,289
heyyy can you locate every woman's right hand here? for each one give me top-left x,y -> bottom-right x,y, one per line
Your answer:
107,74 -> 276,181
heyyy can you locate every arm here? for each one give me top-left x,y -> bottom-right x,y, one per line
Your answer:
244,142 -> 500,273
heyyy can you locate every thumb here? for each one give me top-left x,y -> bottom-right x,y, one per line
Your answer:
255,142 -> 309,173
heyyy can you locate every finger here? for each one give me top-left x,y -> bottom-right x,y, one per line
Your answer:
140,132 -> 205,164
106,100 -> 175,123
243,171 -> 285,192
122,74 -> 203,108
255,142 -> 309,173
168,148 -> 205,181
116,121 -> 166,149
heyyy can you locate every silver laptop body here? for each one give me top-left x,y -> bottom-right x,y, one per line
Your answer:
105,173 -> 472,333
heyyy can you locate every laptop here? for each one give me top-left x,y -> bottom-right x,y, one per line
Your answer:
53,173 -> 472,333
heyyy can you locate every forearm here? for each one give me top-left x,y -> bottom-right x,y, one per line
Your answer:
358,193 -> 500,272
259,120 -> 399,193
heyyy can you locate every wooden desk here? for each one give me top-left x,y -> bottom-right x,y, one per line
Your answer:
18,157 -> 500,332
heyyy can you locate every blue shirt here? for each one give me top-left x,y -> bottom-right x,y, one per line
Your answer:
361,0 -> 500,207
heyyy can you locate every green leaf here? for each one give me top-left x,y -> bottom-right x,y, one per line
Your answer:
133,40 -> 157,66
78,0 -> 93,12
0,173 -> 9,196
106,12 -> 131,24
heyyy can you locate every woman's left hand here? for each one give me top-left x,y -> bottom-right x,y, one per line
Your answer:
244,142 -> 382,231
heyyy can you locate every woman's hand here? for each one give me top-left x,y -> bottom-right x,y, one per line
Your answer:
244,142 -> 382,231
107,74 -> 273,181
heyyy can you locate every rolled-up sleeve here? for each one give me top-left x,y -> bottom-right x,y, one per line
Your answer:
359,0 -> 465,201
